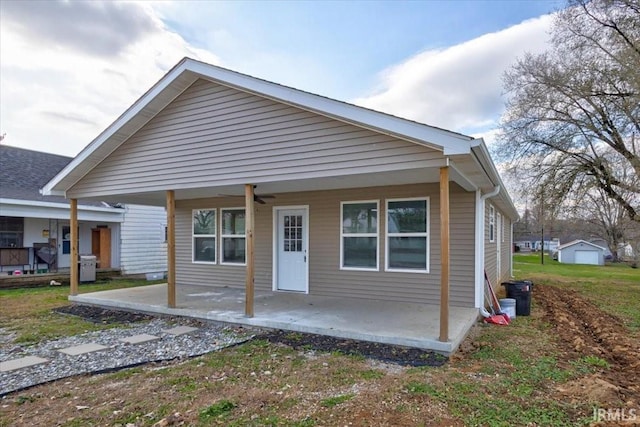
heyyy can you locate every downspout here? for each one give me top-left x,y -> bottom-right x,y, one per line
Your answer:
477,186 -> 500,317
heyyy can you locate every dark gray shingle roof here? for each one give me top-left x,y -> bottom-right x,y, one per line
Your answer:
0,145 -> 109,207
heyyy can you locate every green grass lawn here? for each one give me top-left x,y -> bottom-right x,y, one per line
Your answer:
2,268 -> 637,426
0,279 -> 160,344
513,253 -> 640,331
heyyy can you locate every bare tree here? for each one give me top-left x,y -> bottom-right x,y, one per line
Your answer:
497,0 -> 640,222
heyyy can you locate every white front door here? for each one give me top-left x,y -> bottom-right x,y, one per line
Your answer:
274,208 -> 308,292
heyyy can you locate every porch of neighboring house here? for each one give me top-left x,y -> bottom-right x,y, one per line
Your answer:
70,283 -> 479,354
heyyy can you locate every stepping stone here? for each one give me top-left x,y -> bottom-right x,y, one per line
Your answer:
119,334 -> 160,344
1,356 -> 49,372
163,326 -> 198,336
59,343 -> 108,356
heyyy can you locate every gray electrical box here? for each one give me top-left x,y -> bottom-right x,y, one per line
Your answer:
79,255 -> 97,282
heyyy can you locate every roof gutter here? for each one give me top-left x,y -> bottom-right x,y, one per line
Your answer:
470,138 -> 519,219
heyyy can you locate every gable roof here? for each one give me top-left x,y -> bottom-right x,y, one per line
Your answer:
0,145 -> 115,208
557,239 -> 606,251
40,57 -> 518,219
42,58 -> 474,196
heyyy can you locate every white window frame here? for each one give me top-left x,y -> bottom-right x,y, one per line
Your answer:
192,208 -> 217,264
502,215 -> 506,243
340,200 -> 379,271
220,207 -> 247,266
385,197 -> 429,274
489,204 -> 495,243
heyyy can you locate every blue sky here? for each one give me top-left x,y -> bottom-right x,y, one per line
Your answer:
0,0 -> 562,157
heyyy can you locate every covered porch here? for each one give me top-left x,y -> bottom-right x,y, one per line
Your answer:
70,283 -> 479,354
40,59 -> 519,356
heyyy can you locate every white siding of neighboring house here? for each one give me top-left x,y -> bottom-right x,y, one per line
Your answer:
120,204 -> 167,275
22,217 -> 121,270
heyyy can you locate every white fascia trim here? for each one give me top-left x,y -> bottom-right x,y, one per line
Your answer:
448,159 -> 478,192
42,57 -> 473,196
41,60 -> 196,196
185,59 -> 472,155
0,198 -> 124,213
470,138 -> 519,220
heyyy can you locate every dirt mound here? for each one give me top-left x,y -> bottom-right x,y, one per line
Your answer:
535,284 -> 640,407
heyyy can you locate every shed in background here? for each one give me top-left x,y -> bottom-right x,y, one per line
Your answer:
557,240 -> 606,266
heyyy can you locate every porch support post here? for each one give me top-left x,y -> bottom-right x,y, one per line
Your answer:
245,184 -> 255,317
439,166 -> 450,342
70,198 -> 79,296
166,190 -> 176,308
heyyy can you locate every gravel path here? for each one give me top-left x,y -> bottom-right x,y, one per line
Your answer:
1,304 -> 448,396
0,312 -> 254,396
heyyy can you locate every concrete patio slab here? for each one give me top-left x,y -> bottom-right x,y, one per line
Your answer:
58,343 -> 108,356
70,284 -> 479,354
119,334 -> 160,344
1,356 -> 49,372
163,326 -> 198,336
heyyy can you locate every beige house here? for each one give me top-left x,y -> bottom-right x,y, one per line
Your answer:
43,58 -> 517,350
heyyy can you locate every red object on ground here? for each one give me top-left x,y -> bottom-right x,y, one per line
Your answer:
484,313 -> 511,325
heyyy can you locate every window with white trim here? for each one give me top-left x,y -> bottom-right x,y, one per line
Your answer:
340,201 -> 378,270
193,209 -> 216,263
386,198 -> 429,272
221,208 -> 246,264
502,216 -> 506,243
489,205 -> 495,242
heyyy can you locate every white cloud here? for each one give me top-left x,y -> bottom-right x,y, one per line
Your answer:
0,1 -> 219,157
0,1 -> 554,160
352,15 -> 553,135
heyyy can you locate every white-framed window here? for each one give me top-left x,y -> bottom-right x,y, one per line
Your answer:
193,209 -> 216,263
221,208 -> 246,265
340,200 -> 379,270
489,204 -> 495,243
386,198 -> 429,273
502,216 -> 506,243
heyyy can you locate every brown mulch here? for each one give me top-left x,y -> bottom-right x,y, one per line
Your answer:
52,304 -> 448,367
259,329 -> 448,367
53,305 -> 156,324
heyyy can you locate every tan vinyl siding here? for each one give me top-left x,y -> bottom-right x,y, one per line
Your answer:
68,79 -> 443,199
174,183 -> 476,307
484,203 -> 512,287
501,216 -> 512,280
484,202 -> 498,287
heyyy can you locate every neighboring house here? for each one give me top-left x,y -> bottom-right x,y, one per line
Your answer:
0,145 -> 166,275
42,58 -> 518,342
514,240 -> 533,252
534,238 -> 560,252
617,242 -> 635,260
557,240 -> 606,265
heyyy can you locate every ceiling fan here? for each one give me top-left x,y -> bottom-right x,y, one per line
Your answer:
218,186 -> 276,205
